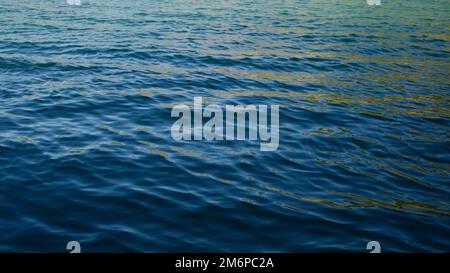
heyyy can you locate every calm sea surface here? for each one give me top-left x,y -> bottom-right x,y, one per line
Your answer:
0,0 -> 449,252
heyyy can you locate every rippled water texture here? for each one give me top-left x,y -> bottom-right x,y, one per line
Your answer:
0,0 -> 449,252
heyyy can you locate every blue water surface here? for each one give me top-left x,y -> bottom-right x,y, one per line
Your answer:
0,0 -> 449,252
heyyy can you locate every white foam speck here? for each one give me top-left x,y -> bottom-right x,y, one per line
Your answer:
367,0 -> 381,5
67,0 -> 82,5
